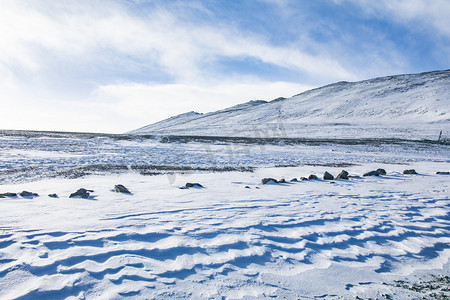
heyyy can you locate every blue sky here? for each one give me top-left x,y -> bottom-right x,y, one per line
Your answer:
0,0 -> 449,133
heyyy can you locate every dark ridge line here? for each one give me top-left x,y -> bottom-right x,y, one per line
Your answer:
132,135 -> 450,146
0,129 -> 448,146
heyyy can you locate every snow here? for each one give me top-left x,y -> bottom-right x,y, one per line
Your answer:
1,69 -> 450,298
129,69 -> 450,140
0,131 -> 449,299
1,131 -> 449,185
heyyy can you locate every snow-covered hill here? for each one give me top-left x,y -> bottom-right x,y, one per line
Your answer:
129,70 -> 450,139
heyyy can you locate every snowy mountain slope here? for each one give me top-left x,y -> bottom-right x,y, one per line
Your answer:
132,100 -> 268,134
129,70 -> 450,139
133,111 -> 203,134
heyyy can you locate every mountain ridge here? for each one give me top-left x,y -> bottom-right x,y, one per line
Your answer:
129,69 -> 450,139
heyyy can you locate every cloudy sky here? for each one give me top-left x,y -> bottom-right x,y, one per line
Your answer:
1,0 -> 449,133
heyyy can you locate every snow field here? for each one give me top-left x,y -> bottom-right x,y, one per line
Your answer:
0,162 -> 449,299
1,132 -> 449,185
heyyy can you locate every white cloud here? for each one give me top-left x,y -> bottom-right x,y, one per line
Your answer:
385,0 -> 450,36
339,0 -> 450,38
0,0 -> 353,81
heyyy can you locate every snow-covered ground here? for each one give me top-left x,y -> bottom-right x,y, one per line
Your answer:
1,163 -> 450,299
1,131 -> 449,185
0,132 -> 449,299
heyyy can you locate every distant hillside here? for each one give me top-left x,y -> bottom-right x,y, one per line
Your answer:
129,70 -> 450,139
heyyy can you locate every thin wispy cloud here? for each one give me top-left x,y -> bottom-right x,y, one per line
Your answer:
0,1 -> 350,81
0,0 -> 448,132
342,0 -> 450,38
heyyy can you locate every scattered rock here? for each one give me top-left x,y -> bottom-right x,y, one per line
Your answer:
323,171 -> 334,180
114,184 -> 131,194
262,178 -> 279,184
436,172 -> 449,175
1,192 -> 17,197
185,183 -> 203,188
20,191 -> 39,197
278,179 -> 286,183
290,178 -> 298,182
376,168 -> 387,175
403,169 -> 417,175
363,171 -> 380,177
180,183 -> 204,189
48,194 -> 58,198
244,186 -> 251,189
336,170 -> 349,180
308,174 -> 319,180
69,188 -> 93,199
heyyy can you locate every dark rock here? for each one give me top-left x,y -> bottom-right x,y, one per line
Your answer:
2,192 -> 17,197
114,184 -> 131,193
363,171 -> 380,177
185,182 -> 203,188
323,171 -> 334,180
278,179 -> 286,183
244,186 -> 251,189
20,191 -> 38,197
308,174 -> 319,180
290,178 -> 298,182
376,168 -> 387,175
262,178 -> 278,184
0,194 -> 4,198
336,170 -> 349,180
403,169 -> 417,175
48,194 -> 58,198
300,177 -> 308,181
179,186 -> 188,190
69,188 -> 92,198
437,171 -> 449,175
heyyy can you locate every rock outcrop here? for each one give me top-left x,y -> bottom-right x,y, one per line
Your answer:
323,172 -> 334,180
336,170 -> 349,180
69,188 -> 93,199
114,184 -> 131,194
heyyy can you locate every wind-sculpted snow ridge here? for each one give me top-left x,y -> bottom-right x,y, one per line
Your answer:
0,163 -> 449,299
129,69 -> 450,139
